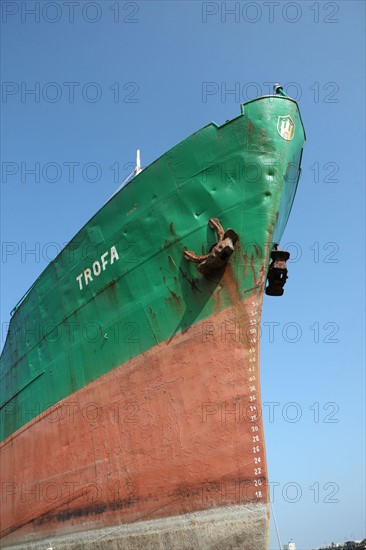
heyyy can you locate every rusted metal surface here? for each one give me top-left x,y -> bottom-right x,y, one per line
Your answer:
184,218 -> 239,276
0,294 -> 268,549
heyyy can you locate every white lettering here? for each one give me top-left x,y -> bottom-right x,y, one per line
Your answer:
101,251 -> 109,270
84,268 -> 93,285
76,273 -> 83,290
76,245 -> 120,290
110,245 -> 119,264
93,260 -> 101,276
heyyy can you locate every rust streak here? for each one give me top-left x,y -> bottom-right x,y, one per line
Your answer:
179,267 -> 202,293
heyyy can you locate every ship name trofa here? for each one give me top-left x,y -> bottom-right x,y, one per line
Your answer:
76,245 -> 120,290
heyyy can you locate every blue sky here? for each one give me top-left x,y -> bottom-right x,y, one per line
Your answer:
1,1 -> 365,548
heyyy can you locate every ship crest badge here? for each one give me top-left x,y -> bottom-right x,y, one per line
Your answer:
277,115 -> 295,141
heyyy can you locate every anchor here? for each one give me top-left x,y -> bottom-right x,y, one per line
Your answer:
265,245 -> 290,296
184,217 -> 238,277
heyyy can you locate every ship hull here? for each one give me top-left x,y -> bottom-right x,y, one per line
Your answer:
1,96 -> 305,548
1,290 -> 269,549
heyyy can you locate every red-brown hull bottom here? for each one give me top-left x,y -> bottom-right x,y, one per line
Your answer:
1,292 -> 269,549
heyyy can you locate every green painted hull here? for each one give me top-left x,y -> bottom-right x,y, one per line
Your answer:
0,96 -> 305,442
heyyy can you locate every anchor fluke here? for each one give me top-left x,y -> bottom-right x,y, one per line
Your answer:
184,217 -> 239,277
